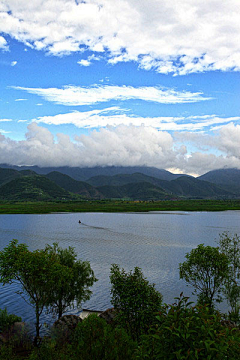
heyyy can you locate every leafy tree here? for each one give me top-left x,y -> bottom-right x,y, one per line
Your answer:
179,244 -> 229,308
138,293 -> 240,360
110,264 -> 163,340
218,232 -> 240,320
44,243 -> 97,319
0,239 -> 62,342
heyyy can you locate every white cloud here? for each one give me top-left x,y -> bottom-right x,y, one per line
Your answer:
0,0 -> 239,74
15,98 -> 27,101
77,54 -> 101,66
12,84 -> 211,105
0,35 -> 8,50
1,122 -> 240,175
35,109 -> 240,132
0,118 -> 12,123
77,59 -> 91,66
11,60 -> 17,66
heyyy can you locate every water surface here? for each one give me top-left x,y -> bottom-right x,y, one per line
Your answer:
0,211 -> 240,329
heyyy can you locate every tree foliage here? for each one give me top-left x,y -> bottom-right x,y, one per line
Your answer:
138,293 -> 240,360
179,244 -> 229,308
218,232 -> 240,320
0,240 -> 97,342
110,264 -> 162,340
44,243 -> 97,319
0,239 -> 62,341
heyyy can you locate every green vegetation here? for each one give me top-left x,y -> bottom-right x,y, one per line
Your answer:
0,308 -> 21,333
0,241 -> 96,342
179,244 -> 229,308
138,294 -> 240,359
1,199 -> 240,214
1,235 -> 240,359
110,265 -> 163,341
0,176 -> 74,201
44,243 -> 97,319
1,166 -> 240,203
218,233 -> 240,321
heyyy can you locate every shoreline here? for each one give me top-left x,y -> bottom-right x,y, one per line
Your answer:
0,199 -> 240,214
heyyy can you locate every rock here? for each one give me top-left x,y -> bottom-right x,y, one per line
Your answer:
52,314 -> 82,342
99,308 -> 116,325
0,322 -> 29,344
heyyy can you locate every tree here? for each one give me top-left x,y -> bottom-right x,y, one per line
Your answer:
44,243 -> 97,319
110,264 -> 163,340
0,239 -> 62,342
179,244 -> 229,308
218,232 -> 240,320
137,293 -> 240,360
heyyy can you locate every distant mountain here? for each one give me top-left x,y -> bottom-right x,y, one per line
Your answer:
45,171 -> 103,199
97,182 -> 169,201
198,168 -> 240,193
0,168 -> 24,186
0,166 -> 239,201
87,172 -> 175,187
167,176 -> 234,198
0,164 -> 182,181
0,175 -> 73,201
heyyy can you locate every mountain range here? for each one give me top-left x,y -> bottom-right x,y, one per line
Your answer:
0,164 -> 239,201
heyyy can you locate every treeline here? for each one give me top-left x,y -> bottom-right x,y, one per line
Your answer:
0,234 -> 240,359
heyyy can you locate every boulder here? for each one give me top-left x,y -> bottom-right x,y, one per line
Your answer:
52,314 -> 82,342
99,308 -> 116,325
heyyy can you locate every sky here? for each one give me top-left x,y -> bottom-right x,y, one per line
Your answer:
0,0 -> 240,176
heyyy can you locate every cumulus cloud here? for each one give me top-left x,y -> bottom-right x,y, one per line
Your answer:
11,60 -> 17,66
0,0 -> 239,74
0,35 -> 8,50
77,59 -> 91,66
12,84 -> 211,105
35,110 -> 240,132
77,54 -> 101,66
1,122 -> 240,175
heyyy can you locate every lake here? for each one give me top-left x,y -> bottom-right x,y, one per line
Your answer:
0,211 -> 240,331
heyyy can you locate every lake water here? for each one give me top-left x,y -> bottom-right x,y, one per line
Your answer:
0,211 -> 240,331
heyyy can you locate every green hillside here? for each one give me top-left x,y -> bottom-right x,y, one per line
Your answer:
0,175 -> 73,201
45,171 -> 104,199
87,172 -> 167,187
0,166 -> 239,201
198,168 -> 240,194
0,168 -> 23,186
165,176 -> 234,198
97,181 -> 169,200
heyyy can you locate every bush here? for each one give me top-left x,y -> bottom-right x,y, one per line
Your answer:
71,314 -> 137,360
30,314 -> 137,360
0,308 -> 22,333
137,293 -> 240,360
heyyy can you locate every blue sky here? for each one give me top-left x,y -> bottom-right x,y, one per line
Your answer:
0,0 -> 240,175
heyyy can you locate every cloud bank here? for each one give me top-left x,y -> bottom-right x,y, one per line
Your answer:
1,122 -> 240,176
1,0 -> 240,74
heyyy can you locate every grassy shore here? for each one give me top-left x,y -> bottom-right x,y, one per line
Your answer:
0,199 -> 240,214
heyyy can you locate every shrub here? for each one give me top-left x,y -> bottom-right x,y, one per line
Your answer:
137,293 -> 240,360
0,308 -> 22,333
72,314 -> 137,360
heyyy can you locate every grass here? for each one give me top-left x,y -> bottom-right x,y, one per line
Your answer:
0,199 -> 240,214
